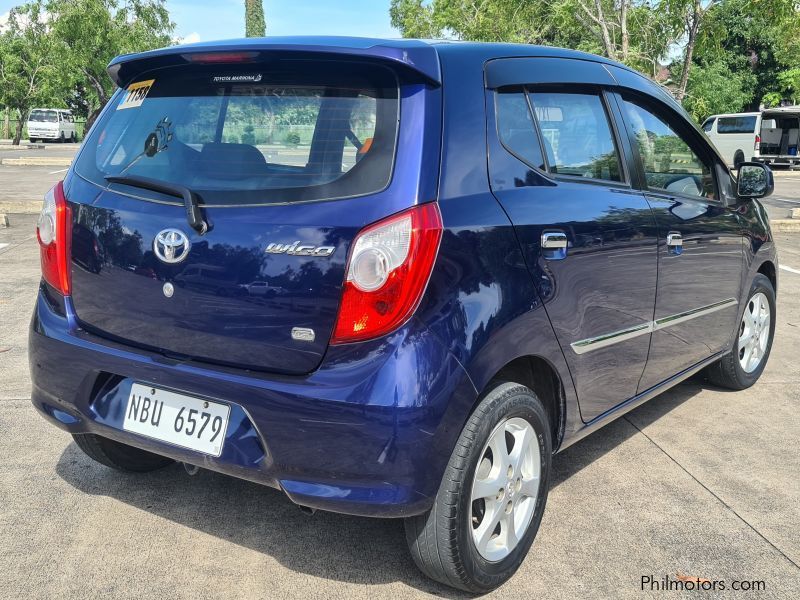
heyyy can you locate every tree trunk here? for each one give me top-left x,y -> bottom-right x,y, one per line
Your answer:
620,0 -> 629,62
85,105 -> 105,136
13,116 -> 24,146
3,110 -> 9,139
677,1 -> 703,102
594,0 -> 616,60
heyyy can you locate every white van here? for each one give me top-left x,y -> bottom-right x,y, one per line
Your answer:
752,106 -> 800,168
26,108 -> 77,143
702,112 -> 760,168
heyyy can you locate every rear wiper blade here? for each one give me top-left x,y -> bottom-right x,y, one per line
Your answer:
105,174 -> 208,235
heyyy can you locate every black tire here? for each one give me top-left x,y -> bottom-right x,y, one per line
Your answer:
705,273 -> 776,390
70,132 -> 77,143
59,132 -> 65,143
72,433 -> 174,472
733,150 -> 745,169
404,382 -> 552,593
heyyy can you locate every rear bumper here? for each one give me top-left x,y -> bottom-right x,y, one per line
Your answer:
752,155 -> 800,167
29,289 -> 477,517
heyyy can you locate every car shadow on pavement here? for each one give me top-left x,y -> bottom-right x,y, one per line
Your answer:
53,377 -> 714,597
549,377 -> 714,489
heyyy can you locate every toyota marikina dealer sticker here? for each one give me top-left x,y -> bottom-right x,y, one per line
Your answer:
117,79 -> 156,110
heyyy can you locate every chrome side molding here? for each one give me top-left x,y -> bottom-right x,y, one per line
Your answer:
571,322 -> 653,355
652,298 -> 738,330
570,298 -> 738,354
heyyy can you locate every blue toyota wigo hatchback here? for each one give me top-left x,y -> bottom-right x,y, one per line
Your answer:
30,37 -> 778,592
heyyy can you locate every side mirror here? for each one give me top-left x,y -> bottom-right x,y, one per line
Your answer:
737,162 -> 774,199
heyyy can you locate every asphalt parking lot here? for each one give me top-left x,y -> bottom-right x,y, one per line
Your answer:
1,150 -> 799,598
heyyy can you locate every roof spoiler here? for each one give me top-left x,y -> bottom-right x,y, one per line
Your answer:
107,38 -> 442,88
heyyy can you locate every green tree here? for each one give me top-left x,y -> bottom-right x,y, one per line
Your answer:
681,59 -> 756,121
0,2 -> 69,144
44,0 -> 173,131
390,0 -> 679,77
389,0 -> 440,38
698,0 -> 800,109
245,0 -> 266,37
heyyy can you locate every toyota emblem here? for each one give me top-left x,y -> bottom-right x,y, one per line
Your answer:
153,228 -> 191,264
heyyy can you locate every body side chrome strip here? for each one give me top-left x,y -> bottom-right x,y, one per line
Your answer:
570,322 -> 653,355
652,297 -> 738,330
570,298 -> 738,355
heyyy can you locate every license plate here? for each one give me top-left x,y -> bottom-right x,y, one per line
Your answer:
123,383 -> 230,457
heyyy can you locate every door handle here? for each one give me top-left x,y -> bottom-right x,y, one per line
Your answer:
666,231 -> 683,255
541,231 -> 568,260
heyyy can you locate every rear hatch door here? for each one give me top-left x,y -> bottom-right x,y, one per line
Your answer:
67,56 -> 421,374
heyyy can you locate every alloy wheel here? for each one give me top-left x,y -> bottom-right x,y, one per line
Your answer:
470,417 -> 540,562
738,291 -> 771,373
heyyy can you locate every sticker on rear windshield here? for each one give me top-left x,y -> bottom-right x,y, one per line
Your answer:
117,79 -> 155,110
212,74 -> 263,84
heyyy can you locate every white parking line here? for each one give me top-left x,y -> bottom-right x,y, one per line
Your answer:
48,168 -> 68,175
779,264 -> 800,275
0,243 -> 9,250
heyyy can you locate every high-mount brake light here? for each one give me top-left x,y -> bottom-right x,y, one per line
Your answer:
182,52 -> 260,64
36,181 -> 71,295
331,203 -> 442,344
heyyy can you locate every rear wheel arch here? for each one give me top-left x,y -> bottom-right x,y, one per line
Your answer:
484,356 -> 566,451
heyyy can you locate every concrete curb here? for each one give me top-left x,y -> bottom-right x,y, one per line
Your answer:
770,219 -> 800,232
1,157 -> 72,167
0,201 -> 43,215
0,144 -> 45,151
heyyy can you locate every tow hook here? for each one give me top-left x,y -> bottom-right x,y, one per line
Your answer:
183,462 -> 200,476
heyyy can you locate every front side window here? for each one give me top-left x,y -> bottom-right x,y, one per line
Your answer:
529,91 -> 623,182
621,98 -> 716,199
702,118 -> 715,132
74,62 -> 398,206
717,116 -> 757,134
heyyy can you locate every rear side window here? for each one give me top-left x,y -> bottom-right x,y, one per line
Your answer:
529,92 -> 622,182
495,89 -> 545,171
717,116 -> 757,134
75,62 -> 399,205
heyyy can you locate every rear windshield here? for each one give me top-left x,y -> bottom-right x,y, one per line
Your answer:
30,110 -> 59,122
74,61 -> 399,205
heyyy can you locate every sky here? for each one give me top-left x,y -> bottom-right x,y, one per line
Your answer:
0,0 -> 400,43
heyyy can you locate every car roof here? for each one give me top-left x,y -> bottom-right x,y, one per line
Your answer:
107,36 -> 642,88
706,112 -> 760,119
762,105 -> 800,114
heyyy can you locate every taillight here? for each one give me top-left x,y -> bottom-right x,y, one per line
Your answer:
331,203 -> 443,344
755,134 -> 761,151
36,181 -> 71,295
